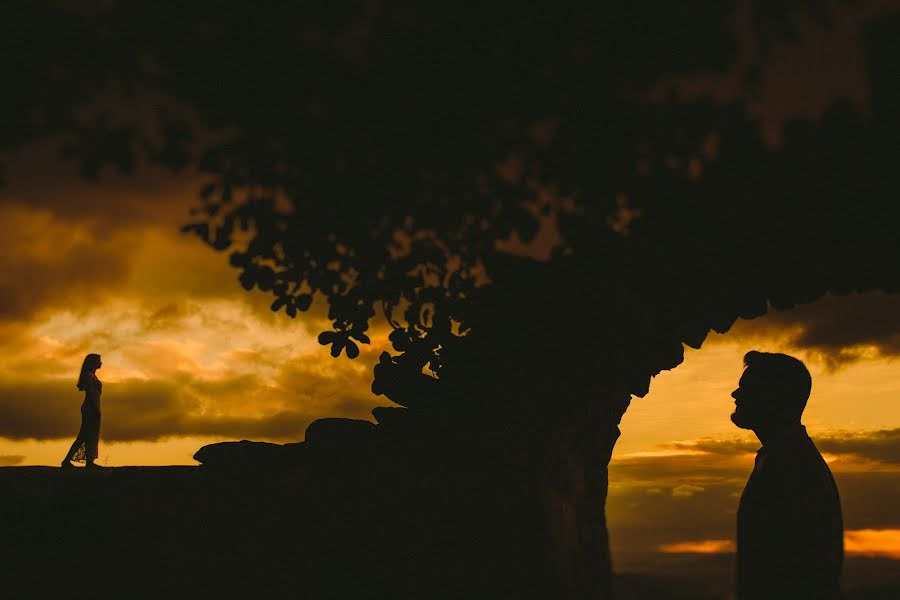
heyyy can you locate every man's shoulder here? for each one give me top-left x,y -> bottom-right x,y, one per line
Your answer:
761,448 -> 837,503
759,441 -> 830,480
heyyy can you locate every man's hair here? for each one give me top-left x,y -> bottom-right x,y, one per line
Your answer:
743,351 -> 812,422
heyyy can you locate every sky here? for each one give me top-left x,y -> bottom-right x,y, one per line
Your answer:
1,1 -> 897,591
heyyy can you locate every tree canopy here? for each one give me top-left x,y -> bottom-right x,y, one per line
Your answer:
3,1 -> 898,415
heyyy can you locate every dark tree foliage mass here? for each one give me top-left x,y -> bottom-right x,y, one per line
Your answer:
2,1 -> 898,418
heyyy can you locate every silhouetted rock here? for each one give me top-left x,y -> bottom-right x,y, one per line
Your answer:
372,406 -> 408,426
304,418 -> 374,451
193,439 -> 306,469
191,420 -> 381,471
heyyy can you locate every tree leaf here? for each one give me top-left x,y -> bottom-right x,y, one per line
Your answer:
350,331 -> 370,344
238,271 -> 254,290
295,294 -> 312,311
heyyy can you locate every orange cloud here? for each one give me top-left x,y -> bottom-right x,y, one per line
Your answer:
659,539 -> 734,554
613,428 -> 900,483
0,454 -> 25,466
844,529 -> 900,560
657,530 -> 900,560
727,292 -> 900,368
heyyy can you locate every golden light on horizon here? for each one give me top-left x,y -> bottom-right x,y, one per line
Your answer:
659,530 -> 900,559
844,529 -> 900,560
659,539 -> 735,554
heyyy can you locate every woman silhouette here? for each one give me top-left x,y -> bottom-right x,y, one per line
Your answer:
61,353 -> 103,468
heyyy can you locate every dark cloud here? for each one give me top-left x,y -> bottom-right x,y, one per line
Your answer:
0,140 -> 199,229
0,366 -> 377,442
0,454 -> 25,466
0,145 -> 261,327
666,438 -> 759,455
122,232 -> 342,337
0,379 -> 89,439
0,209 -> 136,322
835,472 -> 900,530
647,428 -> 900,466
0,142 -> 327,333
94,374 -> 323,441
610,452 -> 750,484
816,428 -> 900,465
731,292 -> 900,367
608,479 -> 744,562
276,356 -> 379,411
141,301 -> 199,332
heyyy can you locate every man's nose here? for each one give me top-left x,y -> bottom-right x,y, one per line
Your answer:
731,388 -> 739,399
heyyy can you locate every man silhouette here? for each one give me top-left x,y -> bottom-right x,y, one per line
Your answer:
731,351 -> 843,600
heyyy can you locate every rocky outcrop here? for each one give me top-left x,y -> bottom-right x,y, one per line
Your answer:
303,417 -> 375,450
192,418 -> 378,469
192,439 -> 307,469
184,404 -> 625,599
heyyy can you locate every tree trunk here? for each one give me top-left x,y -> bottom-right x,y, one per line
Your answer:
538,392 -> 631,599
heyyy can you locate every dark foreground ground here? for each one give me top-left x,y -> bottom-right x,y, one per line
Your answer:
612,553 -> 900,600
2,467 -> 897,599
1,461 -> 552,599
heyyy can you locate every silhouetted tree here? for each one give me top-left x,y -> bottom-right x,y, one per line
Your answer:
3,2 -> 898,597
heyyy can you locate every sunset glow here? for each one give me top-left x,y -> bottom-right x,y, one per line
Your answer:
844,529 -> 900,560
659,530 -> 900,559
659,539 -> 735,554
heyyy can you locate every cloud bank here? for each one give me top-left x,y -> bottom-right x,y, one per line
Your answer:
730,292 -> 900,368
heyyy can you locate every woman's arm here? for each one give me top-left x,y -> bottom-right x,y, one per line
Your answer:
88,376 -> 101,412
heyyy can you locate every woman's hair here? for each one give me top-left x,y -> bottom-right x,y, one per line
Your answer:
77,353 -> 101,391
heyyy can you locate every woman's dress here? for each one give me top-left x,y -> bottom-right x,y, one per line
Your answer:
71,376 -> 102,463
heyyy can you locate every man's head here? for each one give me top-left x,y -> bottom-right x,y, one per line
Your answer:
731,351 -> 812,431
